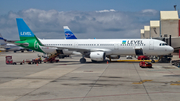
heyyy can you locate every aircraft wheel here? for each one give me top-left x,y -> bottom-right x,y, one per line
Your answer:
151,60 -> 155,63
80,58 -> 86,63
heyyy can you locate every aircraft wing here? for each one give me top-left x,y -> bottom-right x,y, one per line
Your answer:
56,46 -> 111,53
5,40 -> 29,47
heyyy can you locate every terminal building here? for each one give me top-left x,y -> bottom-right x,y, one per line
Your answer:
140,29 -> 144,39
160,11 -> 179,38
144,26 -> 150,39
150,20 -> 160,38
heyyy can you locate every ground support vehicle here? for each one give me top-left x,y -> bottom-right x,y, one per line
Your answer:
32,57 -> 42,64
43,57 -> 59,63
139,61 -> 152,68
43,53 -> 60,63
158,55 -> 172,63
171,60 -> 180,67
6,56 -> 25,65
25,59 -> 32,64
138,56 -> 149,60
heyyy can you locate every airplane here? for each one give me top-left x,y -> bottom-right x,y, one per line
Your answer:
14,18 -> 174,63
0,33 -> 31,52
63,26 -> 120,59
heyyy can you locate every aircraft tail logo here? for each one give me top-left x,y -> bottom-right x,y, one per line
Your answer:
16,18 -> 44,53
63,26 -> 77,39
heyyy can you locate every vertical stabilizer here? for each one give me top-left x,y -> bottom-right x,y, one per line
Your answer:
0,33 -> 7,46
63,26 -> 77,39
16,18 -> 44,53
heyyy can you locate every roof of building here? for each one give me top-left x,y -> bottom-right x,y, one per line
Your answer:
140,29 -> 144,34
144,26 -> 150,31
160,11 -> 179,20
150,20 -> 160,27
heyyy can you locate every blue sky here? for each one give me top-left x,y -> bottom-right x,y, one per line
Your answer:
0,0 -> 180,39
1,0 -> 179,14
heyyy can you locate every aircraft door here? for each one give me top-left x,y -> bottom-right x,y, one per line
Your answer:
74,42 -> 78,48
149,40 -> 154,50
135,48 -> 143,55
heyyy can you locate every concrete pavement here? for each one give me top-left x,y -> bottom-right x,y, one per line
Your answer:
0,52 -> 180,101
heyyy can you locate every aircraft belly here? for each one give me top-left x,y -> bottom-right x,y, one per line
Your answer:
41,48 -> 56,54
111,48 -> 135,55
63,49 -> 73,55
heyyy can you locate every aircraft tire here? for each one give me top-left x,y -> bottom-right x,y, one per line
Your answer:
151,60 -> 155,63
80,58 -> 86,63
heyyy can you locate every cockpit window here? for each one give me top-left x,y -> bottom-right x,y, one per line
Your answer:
159,43 -> 168,46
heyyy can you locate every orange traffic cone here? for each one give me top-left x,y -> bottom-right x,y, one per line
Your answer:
37,63 -> 38,66
107,61 -> 108,64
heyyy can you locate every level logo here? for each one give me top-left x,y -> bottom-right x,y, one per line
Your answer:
122,40 -> 126,44
20,32 -> 32,36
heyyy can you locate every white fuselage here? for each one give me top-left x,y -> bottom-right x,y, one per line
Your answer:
39,39 -> 174,56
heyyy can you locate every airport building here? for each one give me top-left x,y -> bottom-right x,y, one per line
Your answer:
160,11 -> 179,38
140,29 -> 144,39
150,20 -> 160,38
144,26 -> 150,39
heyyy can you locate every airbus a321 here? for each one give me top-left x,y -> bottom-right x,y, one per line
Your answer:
14,18 -> 173,63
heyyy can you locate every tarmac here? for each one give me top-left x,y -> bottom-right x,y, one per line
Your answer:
0,51 -> 180,101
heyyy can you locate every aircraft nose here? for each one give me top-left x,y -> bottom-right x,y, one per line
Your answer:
168,46 -> 174,53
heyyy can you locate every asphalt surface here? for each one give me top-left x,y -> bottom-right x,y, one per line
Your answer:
0,51 -> 180,101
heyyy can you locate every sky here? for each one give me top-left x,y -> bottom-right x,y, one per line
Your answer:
0,0 -> 179,40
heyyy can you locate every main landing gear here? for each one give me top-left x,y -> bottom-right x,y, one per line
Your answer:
80,58 -> 86,63
80,55 -> 86,63
80,53 -> 86,63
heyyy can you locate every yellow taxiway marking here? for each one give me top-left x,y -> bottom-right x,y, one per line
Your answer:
116,60 -> 158,62
170,81 -> 180,85
133,80 -> 152,84
171,83 -> 180,85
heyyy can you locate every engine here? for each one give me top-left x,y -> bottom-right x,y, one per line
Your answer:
106,55 -> 120,59
90,52 -> 106,61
